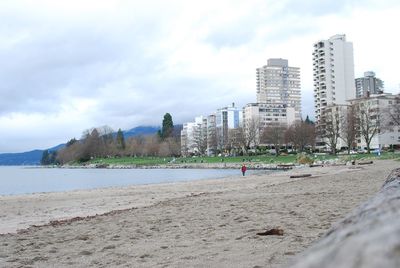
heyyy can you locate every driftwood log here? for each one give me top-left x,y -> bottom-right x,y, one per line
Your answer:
290,174 -> 312,178
277,164 -> 295,169
289,168 -> 400,268
358,160 -> 374,165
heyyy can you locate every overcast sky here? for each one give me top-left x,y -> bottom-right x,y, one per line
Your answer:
1,0 -> 399,153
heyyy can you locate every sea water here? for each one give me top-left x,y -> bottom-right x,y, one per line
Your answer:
0,166 -> 253,195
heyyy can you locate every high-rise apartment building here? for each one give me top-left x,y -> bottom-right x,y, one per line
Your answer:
215,103 -> 243,149
355,71 -> 384,98
180,116 -> 208,156
256,58 -> 301,120
313,34 -> 356,124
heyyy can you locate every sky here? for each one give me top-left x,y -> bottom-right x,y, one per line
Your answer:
1,0 -> 400,153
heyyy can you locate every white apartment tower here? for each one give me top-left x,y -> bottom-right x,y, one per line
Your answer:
313,34 -> 356,124
256,58 -> 301,120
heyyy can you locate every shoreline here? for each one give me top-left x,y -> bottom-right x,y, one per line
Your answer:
0,168 -> 282,234
57,162 -> 299,170
37,161 -> 345,171
0,168 -> 273,198
1,159 -> 398,267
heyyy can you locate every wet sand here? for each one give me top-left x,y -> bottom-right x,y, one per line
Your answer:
0,160 -> 398,267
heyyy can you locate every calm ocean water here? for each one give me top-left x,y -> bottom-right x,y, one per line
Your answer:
0,166 -> 251,196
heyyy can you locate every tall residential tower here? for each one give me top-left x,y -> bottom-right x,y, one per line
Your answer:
355,71 -> 384,98
256,58 -> 301,120
313,34 -> 356,123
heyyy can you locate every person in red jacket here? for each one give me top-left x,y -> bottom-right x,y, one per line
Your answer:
241,164 -> 247,176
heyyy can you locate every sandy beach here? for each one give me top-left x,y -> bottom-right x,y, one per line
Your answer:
0,160 -> 398,267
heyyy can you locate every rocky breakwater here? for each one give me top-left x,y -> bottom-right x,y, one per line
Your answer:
86,162 -> 298,170
289,167 -> 400,268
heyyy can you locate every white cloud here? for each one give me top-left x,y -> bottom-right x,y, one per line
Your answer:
0,0 -> 399,152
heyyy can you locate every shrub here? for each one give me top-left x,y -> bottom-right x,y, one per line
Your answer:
297,154 -> 314,164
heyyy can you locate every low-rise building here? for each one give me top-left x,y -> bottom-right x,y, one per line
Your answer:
180,116 -> 208,156
243,103 -> 295,128
243,103 -> 296,146
348,93 -> 400,150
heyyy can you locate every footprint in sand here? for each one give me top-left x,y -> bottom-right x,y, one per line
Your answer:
79,250 -> 93,256
101,245 -> 116,251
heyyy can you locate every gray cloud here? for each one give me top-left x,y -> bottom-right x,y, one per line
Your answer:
0,0 -> 399,152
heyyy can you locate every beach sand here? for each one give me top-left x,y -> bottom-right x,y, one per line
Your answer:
0,160 -> 398,267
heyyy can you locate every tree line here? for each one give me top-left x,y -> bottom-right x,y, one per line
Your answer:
188,116 -> 316,157
41,113 -> 180,165
186,94 -> 400,157
41,96 -> 399,165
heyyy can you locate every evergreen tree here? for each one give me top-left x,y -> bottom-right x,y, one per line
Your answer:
66,138 -> 78,147
116,128 -> 126,150
305,115 -> 314,125
41,150 -> 58,165
41,150 -> 50,165
159,113 -> 174,140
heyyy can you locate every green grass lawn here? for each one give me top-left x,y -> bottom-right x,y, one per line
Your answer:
82,151 -> 400,167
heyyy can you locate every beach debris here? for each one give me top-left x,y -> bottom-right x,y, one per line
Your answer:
256,228 -> 284,236
102,245 -> 116,251
95,163 -> 109,168
358,161 -> 373,165
17,207 -> 139,234
290,174 -> 312,178
189,192 -> 206,197
277,164 -> 295,170
79,250 -> 93,256
309,164 -> 324,167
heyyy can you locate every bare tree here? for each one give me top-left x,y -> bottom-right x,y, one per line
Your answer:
140,135 -> 159,156
286,121 -> 316,152
126,135 -> 146,157
215,127 -> 225,154
56,142 -> 82,164
207,127 -> 218,156
236,118 -> 260,154
341,106 -> 358,154
158,141 -> 171,157
386,95 -> 400,126
261,124 -> 287,155
165,136 -> 181,157
83,128 -> 104,159
227,128 -> 242,155
320,107 -> 341,155
98,125 -> 114,141
193,125 -> 208,155
180,133 -> 189,157
356,101 -> 380,153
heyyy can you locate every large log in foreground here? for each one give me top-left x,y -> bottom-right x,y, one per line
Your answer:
289,168 -> 400,268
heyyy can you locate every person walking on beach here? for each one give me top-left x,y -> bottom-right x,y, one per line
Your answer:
241,164 -> 247,176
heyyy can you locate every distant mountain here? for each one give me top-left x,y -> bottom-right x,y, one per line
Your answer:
0,150 -> 43,166
0,144 -> 65,166
0,125 -> 176,166
123,126 -> 160,138
123,125 -> 183,138
48,143 -> 66,152
172,124 -> 183,137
